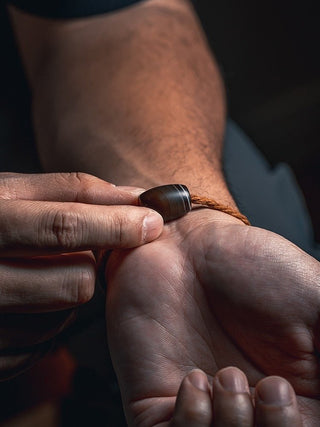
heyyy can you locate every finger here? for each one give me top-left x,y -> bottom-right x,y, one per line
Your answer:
212,367 -> 254,427
0,341 -> 52,380
0,172 -> 143,205
170,369 -> 212,427
0,309 -> 75,350
0,252 -> 96,312
0,201 -> 163,256
255,376 -> 302,426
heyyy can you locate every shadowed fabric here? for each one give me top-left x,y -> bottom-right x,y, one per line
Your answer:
224,121 -> 320,259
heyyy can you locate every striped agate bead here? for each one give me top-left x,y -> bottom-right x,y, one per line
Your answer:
138,184 -> 192,222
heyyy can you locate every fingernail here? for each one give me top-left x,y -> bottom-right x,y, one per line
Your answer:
188,370 -> 209,392
217,368 -> 248,393
257,378 -> 292,405
142,212 -> 163,242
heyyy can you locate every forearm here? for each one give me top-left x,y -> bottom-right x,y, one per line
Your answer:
10,0 -> 235,207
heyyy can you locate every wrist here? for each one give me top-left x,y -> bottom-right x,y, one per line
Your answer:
164,208 -> 247,243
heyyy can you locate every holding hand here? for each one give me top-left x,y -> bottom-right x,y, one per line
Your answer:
0,172 -> 163,379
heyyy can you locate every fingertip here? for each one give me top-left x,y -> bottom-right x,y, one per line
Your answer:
142,211 -> 164,243
215,366 -> 250,394
171,370 -> 212,427
256,376 -> 294,405
187,369 -> 210,392
255,376 -> 302,426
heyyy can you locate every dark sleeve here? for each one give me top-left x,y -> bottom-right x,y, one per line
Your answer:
7,0 -> 144,18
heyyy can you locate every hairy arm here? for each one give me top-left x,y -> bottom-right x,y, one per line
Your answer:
9,0 -> 235,208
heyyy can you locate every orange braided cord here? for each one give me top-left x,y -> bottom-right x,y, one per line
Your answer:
190,195 -> 251,226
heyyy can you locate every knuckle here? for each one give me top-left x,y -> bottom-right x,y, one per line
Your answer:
109,212 -> 136,248
57,171 -> 86,185
59,171 -> 95,187
69,171 -> 85,184
46,207 -> 83,249
0,173 -> 21,200
57,172 -> 102,202
56,171 -> 91,191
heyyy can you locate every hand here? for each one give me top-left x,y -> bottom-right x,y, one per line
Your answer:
106,209 -> 320,426
0,172 -> 163,379
172,367 -> 303,426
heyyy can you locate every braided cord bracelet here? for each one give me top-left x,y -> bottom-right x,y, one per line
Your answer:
190,194 -> 250,225
139,184 -> 250,226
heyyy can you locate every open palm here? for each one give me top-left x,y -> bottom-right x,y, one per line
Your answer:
106,210 -> 320,426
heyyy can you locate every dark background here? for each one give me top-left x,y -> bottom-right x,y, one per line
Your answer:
192,0 -> 320,240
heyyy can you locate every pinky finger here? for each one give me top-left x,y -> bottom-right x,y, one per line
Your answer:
170,369 -> 212,427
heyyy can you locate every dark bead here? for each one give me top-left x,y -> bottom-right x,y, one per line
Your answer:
138,184 -> 192,222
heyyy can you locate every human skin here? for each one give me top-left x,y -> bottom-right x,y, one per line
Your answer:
106,210 -> 320,425
9,0 -> 320,423
172,367 -> 303,426
0,172 -> 162,379
9,0 -> 232,206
